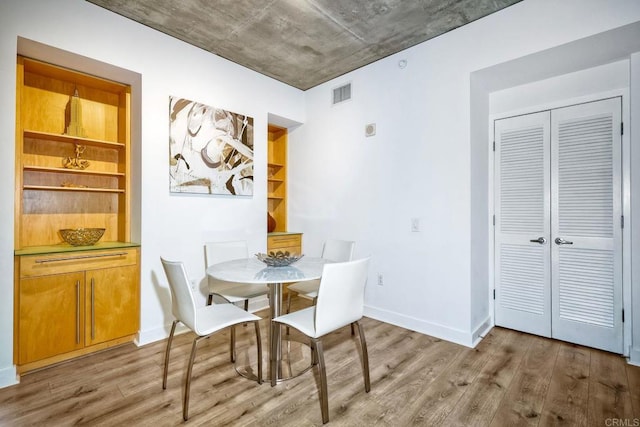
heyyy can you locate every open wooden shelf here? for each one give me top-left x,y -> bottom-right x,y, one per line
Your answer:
23,185 -> 125,193
23,165 -> 125,177
24,129 -> 125,149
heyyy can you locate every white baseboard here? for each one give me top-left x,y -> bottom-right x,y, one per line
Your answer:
136,322 -> 190,346
0,365 -> 18,389
471,317 -> 493,347
364,304 -> 475,348
629,346 -> 640,366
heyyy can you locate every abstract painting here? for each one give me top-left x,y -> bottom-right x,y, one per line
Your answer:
169,96 -> 254,195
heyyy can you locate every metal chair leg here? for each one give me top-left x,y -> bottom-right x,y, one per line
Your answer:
354,321 -> 371,392
183,336 -> 202,421
270,321 -> 281,386
207,294 -> 213,306
162,320 -> 178,390
230,325 -> 236,363
314,338 -> 329,424
244,299 -> 249,311
286,291 -> 292,314
254,321 -> 263,384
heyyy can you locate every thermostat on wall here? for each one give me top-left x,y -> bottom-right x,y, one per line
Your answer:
365,123 -> 376,137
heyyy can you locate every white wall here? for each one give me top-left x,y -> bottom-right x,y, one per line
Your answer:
290,0 -> 640,347
0,0 -> 304,387
2,0 -> 640,389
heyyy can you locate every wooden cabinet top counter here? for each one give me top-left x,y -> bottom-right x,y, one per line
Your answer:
15,241 -> 140,256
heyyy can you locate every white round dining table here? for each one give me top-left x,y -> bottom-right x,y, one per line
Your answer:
206,256 -> 327,381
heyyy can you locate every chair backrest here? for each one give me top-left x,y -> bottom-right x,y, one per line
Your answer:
161,257 -> 197,331
205,240 -> 248,268
314,257 -> 370,337
321,239 -> 355,262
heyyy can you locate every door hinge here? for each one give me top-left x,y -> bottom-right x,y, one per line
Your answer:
621,215 -> 624,229
493,215 -> 495,226
622,309 -> 625,323
621,122 -> 624,135
493,289 -> 496,300
493,141 -> 496,152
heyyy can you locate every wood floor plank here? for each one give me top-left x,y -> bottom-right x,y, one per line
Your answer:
627,362 -> 640,416
538,342 -> 590,426
442,328 -> 533,426
343,335 -> 461,426
401,328 -> 506,426
489,335 -> 560,426
0,301 -> 637,427
588,348 -> 635,425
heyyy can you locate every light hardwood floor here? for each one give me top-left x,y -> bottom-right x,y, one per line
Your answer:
1,299 -> 639,426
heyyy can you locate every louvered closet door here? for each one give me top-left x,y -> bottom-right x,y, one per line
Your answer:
550,98 -> 622,353
494,111 -> 551,337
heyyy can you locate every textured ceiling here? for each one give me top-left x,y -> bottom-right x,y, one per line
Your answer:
86,0 -> 522,90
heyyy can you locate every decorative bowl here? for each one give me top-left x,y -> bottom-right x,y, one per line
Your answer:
59,228 -> 105,246
255,251 -> 303,267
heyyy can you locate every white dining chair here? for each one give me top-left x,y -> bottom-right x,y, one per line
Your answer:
161,257 -> 263,421
270,257 -> 370,424
285,239 -> 355,313
206,240 -> 269,360
205,241 -> 270,309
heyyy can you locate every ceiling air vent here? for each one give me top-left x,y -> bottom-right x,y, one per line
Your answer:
332,83 -> 351,105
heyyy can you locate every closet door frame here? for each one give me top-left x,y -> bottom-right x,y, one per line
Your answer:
489,89 -> 631,356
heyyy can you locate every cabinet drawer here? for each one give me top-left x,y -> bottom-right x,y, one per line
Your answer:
268,234 -> 302,253
19,248 -> 138,278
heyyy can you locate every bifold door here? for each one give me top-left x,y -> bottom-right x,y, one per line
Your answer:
494,98 -> 622,353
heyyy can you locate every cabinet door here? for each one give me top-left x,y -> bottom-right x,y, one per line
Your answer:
18,272 -> 85,364
267,234 -> 302,255
86,265 -> 139,346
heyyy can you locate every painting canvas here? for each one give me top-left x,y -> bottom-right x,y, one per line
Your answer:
169,96 -> 254,195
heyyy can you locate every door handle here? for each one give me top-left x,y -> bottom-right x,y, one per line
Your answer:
555,237 -> 573,245
529,237 -> 546,244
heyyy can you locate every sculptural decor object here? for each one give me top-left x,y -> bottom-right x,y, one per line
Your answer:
59,228 -> 105,246
255,251 -> 303,267
267,212 -> 276,232
63,143 -> 90,170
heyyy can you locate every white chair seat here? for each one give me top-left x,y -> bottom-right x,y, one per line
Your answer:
273,306 -> 317,337
194,303 -> 261,336
286,280 -> 319,300
206,241 -> 270,308
212,281 -> 270,304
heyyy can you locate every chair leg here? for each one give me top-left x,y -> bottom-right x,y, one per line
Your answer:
286,291 -> 292,314
310,339 -> 318,365
314,338 -> 329,424
207,294 -> 213,306
354,321 -> 371,392
230,325 -> 236,363
244,299 -> 249,311
350,323 -> 355,336
162,320 -> 178,390
270,321 -> 281,387
254,320 -> 263,384
183,336 -> 202,421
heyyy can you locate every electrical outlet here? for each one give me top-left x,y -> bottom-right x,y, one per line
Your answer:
377,274 -> 383,286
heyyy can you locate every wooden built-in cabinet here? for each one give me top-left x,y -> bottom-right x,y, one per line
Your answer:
15,246 -> 140,372
14,56 -> 139,374
267,125 -> 302,255
267,233 -> 302,256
